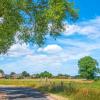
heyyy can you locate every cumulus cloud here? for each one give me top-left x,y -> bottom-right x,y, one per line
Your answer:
38,44 -> 63,54
7,43 -> 34,57
64,16 -> 100,38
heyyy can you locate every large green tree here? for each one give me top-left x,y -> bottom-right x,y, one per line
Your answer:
0,0 -> 78,54
78,56 -> 99,79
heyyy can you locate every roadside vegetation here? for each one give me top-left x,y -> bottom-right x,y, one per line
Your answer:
0,79 -> 100,100
0,56 -> 100,100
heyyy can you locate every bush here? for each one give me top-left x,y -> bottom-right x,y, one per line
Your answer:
38,81 -> 77,96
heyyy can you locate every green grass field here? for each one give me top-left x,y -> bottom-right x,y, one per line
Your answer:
0,79 -> 100,100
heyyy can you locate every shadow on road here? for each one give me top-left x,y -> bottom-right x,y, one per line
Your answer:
0,87 -> 48,100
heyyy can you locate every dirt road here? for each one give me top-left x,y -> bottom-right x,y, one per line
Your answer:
0,87 -> 50,100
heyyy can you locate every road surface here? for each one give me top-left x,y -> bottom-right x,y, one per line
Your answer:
0,87 -> 51,100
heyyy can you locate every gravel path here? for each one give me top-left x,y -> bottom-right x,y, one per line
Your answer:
0,87 -> 50,100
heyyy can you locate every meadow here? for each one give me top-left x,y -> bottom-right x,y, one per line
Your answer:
0,79 -> 100,100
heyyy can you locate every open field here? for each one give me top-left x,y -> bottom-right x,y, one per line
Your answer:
0,79 -> 98,88
0,79 -> 100,100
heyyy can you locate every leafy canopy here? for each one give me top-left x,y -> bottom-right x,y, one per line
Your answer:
0,0 -> 23,54
36,71 -> 53,78
0,0 -> 78,54
78,56 -> 99,79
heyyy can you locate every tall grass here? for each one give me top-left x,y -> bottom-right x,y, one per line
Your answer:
73,88 -> 100,100
36,80 -> 100,100
0,79 -> 100,100
38,81 -> 78,96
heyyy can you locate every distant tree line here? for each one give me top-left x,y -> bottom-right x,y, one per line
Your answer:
0,56 -> 100,80
0,70 -> 73,79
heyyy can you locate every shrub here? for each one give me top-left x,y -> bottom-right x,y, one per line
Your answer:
38,81 -> 77,96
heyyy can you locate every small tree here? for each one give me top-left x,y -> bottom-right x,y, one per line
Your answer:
0,69 -> 4,74
0,69 -> 4,78
39,71 -> 53,78
35,74 -> 40,78
10,72 -> 16,79
78,56 -> 99,79
21,71 -> 30,78
10,72 -> 16,76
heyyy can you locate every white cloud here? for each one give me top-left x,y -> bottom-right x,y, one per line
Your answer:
7,43 -> 34,57
64,24 -> 80,35
58,39 -> 100,52
64,16 -> 100,38
24,54 -> 63,67
38,44 -> 63,54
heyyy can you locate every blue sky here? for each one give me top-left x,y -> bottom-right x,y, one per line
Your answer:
0,0 -> 100,75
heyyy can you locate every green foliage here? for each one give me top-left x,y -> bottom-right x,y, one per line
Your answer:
0,69 -> 4,74
0,0 -> 78,54
0,0 -> 23,54
21,71 -> 30,77
36,71 -> 53,78
10,72 -> 16,76
78,56 -> 99,79
39,82 -> 77,96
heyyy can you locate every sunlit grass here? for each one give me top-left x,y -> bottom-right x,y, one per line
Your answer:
73,88 -> 100,100
0,79 -> 100,100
